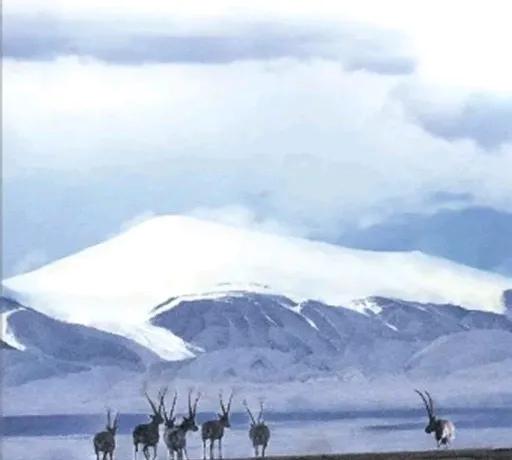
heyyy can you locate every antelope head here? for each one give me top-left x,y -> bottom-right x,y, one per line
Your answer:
145,387 -> 167,425
218,390 -> 234,428
182,389 -> 201,432
105,408 -> 119,434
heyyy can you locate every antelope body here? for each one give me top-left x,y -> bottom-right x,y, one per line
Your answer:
201,391 -> 233,460
165,391 -> 201,460
133,388 -> 167,459
415,389 -> 455,448
244,400 -> 270,458
93,409 -> 119,460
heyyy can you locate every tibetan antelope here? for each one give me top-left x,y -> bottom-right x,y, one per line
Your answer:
133,387 -> 167,459
165,390 -> 201,460
415,389 -> 455,448
201,391 -> 234,460
243,399 -> 270,458
93,409 -> 119,460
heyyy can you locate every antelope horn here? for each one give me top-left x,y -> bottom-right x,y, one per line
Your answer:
145,392 -> 160,416
193,392 -> 201,415
424,390 -> 435,416
107,408 -> 111,428
158,387 -> 168,414
415,389 -> 433,419
169,391 -> 178,419
258,400 -> 264,423
161,396 -> 168,423
243,399 -> 256,425
219,391 -> 226,413
188,389 -> 193,414
227,390 -> 234,412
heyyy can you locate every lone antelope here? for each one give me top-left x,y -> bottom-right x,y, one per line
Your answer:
243,399 -> 270,458
133,387 -> 167,459
201,391 -> 234,459
415,389 -> 455,448
165,390 -> 201,460
93,409 -> 119,460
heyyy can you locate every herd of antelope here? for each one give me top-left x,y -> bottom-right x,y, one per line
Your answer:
93,388 -> 454,460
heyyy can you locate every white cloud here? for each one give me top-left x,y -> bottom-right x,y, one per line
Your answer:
6,0 -> 512,92
3,56 -> 512,234
187,205 -> 303,237
2,1 -> 512,277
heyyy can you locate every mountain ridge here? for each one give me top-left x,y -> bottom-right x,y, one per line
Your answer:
3,215 -> 509,324
2,214 -> 512,394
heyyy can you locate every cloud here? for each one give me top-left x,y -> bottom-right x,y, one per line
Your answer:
399,88 -> 512,149
2,0 -> 512,276
346,56 -> 415,75
3,57 -> 512,237
3,14 -> 414,75
6,0 -> 512,91
187,205 -> 304,237
428,191 -> 474,206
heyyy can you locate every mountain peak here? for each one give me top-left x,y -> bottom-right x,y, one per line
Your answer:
2,214 -> 510,330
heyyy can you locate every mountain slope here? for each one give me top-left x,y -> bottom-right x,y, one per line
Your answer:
3,292 -> 512,386
149,293 -> 512,381
2,215 -> 510,334
0,298 -> 162,385
405,329 -> 512,377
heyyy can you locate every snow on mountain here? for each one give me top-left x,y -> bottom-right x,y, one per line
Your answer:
3,290 -> 512,394
0,297 -> 164,386
1,307 -> 26,351
3,215 -> 510,330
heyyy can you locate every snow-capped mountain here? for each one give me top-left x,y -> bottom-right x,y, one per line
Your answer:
3,215 -> 510,322
2,214 -> 512,395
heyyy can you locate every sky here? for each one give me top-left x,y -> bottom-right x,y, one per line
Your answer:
2,0 -> 512,278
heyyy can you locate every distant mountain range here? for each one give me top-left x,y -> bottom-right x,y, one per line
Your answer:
2,215 -> 511,410
337,207 -> 512,276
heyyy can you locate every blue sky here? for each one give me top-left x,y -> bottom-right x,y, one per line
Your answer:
2,0 -> 512,277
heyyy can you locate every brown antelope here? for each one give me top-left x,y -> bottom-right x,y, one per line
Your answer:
243,400 -> 270,458
133,387 -> 167,459
415,389 -> 455,448
201,391 -> 234,460
93,409 -> 119,460
165,390 -> 201,460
